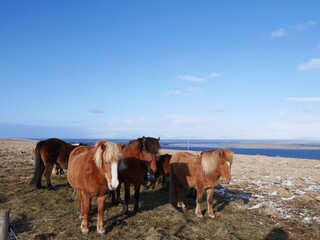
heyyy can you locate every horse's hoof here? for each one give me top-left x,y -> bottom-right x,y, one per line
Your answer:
97,228 -> 106,235
177,202 -> 186,209
47,186 -> 55,191
195,210 -> 203,218
81,228 -> 89,234
208,214 -> 215,219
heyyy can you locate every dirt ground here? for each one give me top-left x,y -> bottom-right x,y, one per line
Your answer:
0,139 -> 320,240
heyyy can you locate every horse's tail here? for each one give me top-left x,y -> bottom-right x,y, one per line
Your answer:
30,141 -> 45,188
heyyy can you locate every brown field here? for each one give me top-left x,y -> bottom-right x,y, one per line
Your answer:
1,139 -> 320,240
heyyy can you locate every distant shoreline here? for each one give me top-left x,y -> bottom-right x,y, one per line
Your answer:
22,137 -> 320,150
1,138 -> 320,160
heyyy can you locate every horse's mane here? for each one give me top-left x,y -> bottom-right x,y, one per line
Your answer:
128,136 -> 160,154
94,140 -> 122,169
201,149 -> 233,175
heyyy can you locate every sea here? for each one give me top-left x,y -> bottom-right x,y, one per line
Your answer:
52,138 -> 320,161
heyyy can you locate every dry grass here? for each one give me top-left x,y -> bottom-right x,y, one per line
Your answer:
1,139 -> 320,239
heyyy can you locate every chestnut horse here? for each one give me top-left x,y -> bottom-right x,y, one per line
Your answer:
113,136 -> 160,214
30,138 -> 84,190
67,140 -> 122,234
170,149 -> 233,218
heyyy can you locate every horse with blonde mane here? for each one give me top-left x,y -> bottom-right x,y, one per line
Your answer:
67,140 -> 122,234
170,149 -> 234,218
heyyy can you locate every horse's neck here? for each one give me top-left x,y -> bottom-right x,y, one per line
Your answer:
122,143 -> 139,159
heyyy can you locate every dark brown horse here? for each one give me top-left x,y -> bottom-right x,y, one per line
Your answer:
113,136 -> 160,214
154,153 -> 172,190
170,149 -> 233,218
67,140 -> 122,234
30,138 -> 84,190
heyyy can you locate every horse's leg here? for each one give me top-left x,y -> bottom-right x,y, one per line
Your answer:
43,162 -> 55,190
176,183 -> 185,209
97,194 -> 107,234
133,184 -> 141,213
80,191 -> 91,234
195,188 -> 204,218
77,191 -> 84,219
123,182 -> 130,214
206,188 -> 215,218
114,182 -> 122,205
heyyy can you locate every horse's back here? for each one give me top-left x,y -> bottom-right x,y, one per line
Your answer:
170,152 -> 197,187
170,152 -> 196,164
40,138 -> 70,161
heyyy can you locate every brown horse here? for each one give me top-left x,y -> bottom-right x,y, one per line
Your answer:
154,153 -> 172,190
67,140 -> 122,234
113,136 -> 160,214
30,138 -> 84,190
170,149 -> 233,218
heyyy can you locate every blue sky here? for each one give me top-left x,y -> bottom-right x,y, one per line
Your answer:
1,1 -> 320,140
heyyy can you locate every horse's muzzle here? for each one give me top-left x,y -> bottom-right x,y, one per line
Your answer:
108,180 -> 119,191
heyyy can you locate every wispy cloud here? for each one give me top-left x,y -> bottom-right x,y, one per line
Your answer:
88,107 -> 105,114
297,58 -> 320,71
294,20 -> 316,30
164,90 -> 183,96
179,75 -> 206,82
286,97 -> 320,103
210,107 -> 225,113
164,88 -> 201,96
178,72 -> 222,82
271,20 -> 316,38
271,28 -> 287,38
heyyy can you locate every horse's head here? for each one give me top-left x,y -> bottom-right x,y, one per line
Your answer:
94,140 -> 123,190
138,136 -> 160,174
218,149 -> 234,182
124,136 -> 160,174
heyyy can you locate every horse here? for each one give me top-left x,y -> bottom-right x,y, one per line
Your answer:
30,138 -> 85,190
153,153 -> 172,190
169,149 -> 234,218
113,136 -> 160,214
67,140 -> 122,234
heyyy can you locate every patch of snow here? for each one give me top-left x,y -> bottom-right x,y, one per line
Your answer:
251,179 -> 264,186
249,203 -> 262,209
281,178 -> 294,187
293,189 -> 306,195
305,185 -> 320,191
301,177 -> 316,185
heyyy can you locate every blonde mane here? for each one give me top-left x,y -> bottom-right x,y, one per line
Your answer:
94,141 -> 122,169
201,150 -> 219,175
201,149 -> 234,175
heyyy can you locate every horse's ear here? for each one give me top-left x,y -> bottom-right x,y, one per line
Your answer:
97,140 -> 107,152
118,143 -> 126,151
100,143 -> 106,151
158,137 -> 160,141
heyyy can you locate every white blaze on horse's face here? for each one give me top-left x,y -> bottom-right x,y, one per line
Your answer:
220,161 -> 231,182
111,162 -> 119,189
105,162 -> 119,190
226,161 -> 231,170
